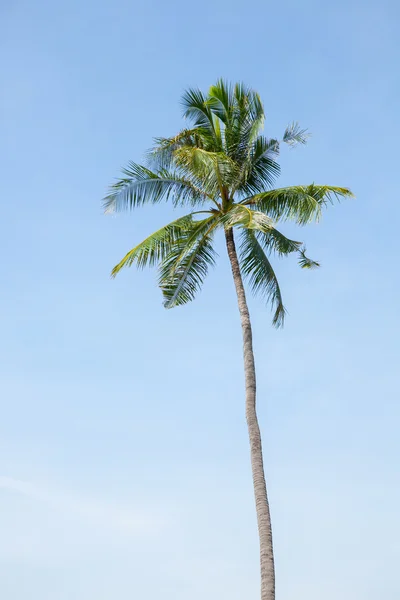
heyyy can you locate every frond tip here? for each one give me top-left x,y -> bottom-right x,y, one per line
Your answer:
298,247 -> 320,269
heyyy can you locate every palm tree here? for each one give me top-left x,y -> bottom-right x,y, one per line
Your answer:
104,80 -> 353,600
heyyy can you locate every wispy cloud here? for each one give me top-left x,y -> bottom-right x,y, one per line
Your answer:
0,475 -> 164,535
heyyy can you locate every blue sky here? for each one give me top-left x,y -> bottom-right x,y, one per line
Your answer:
1,0 -> 399,598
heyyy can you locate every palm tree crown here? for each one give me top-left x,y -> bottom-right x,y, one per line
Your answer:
104,80 -> 352,326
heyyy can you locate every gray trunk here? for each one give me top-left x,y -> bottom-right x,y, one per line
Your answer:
225,227 -> 275,600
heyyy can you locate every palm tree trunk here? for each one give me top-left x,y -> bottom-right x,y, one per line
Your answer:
225,227 -> 275,600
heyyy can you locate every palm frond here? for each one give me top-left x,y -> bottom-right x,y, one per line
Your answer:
234,83 -> 264,125
103,163 -> 211,213
111,214 -> 196,277
181,88 -> 216,138
283,122 -> 309,147
147,129 -> 203,170
229,84 -> 265,160
159,216 -> 219,308
223,204 -> 275,230
227,205 -> 303,257
256,225 -> 302,256
264,230 -> 302,256
173,146 -> 239,196
236,136 -> 281,195
297,247 -> 320,269
207,79 -> 235,125
239,228 -> 286,327
242,185 -> 353,224
206,80 -> 266,161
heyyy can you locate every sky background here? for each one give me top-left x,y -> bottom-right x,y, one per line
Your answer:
1,1 -> 399,599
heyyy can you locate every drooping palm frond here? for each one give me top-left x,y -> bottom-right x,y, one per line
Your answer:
242,185 -> 353,224
256,226 -> 303,256
253,223 -> 319,268
110,214 -> 197,277
227,205 -> 311,269
239,228 -> 286,327
103,163 -> 213,213
159,215 -> 220,308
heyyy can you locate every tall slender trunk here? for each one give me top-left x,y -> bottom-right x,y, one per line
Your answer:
225,227 -> 275,600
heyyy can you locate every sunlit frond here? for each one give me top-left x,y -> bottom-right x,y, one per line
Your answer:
223,204 -> 275,231
226,206 -> 303,257
242,185 -> 353,224
173,146 -> 239,196
148,129 -> 203,170
110,214 -> 195,277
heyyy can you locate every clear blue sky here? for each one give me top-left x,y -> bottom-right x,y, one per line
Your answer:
1,1 -> 399,599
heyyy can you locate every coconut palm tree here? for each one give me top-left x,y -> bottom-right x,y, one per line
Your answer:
104,80 -> 353,600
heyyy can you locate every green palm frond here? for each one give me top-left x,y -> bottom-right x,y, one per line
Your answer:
181,88 -> 216,138
227,206 -> 305,259
110,214 -> 196,277
297,247 -> 320,269
103,163 -> 212,213
233,83 -> 264,126
249,219 -> 318,266
159,216 -> 220,308
223,204 -> 275,230
230,85 -> 264,159
207,79 -> 235,125
205,80 -> 265,162
242,185 -> 353,224
239,228 -> 286,327
173,146 -> 239,197
148,129 -> 203,170
257,227 -> 303,256
236,136 -> 281,195
283,122 -> 309,147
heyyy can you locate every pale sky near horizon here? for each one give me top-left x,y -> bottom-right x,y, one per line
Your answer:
1,1 -> 399,599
